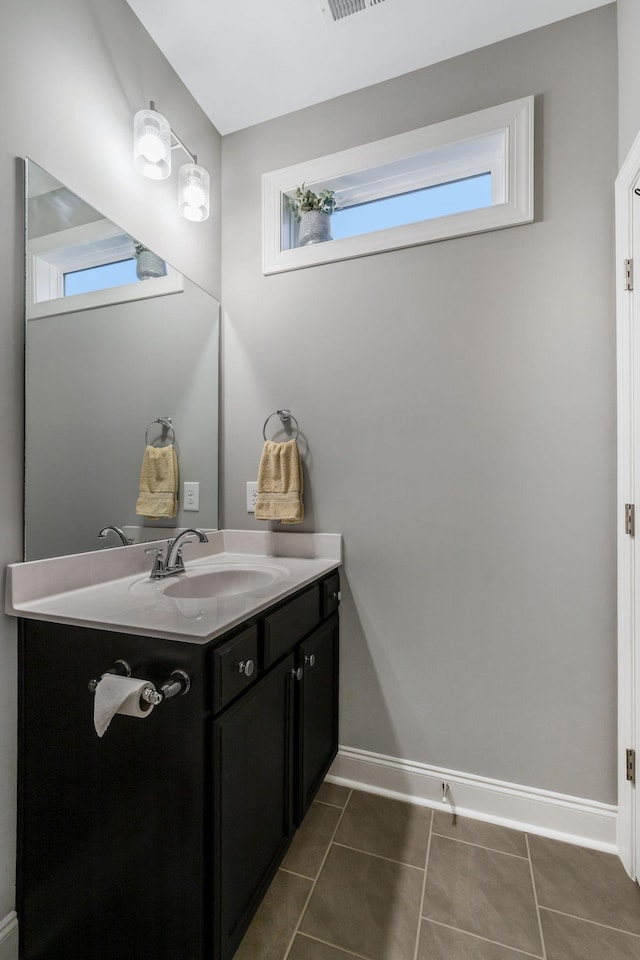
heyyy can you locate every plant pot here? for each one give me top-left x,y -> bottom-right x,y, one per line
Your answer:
135,248 -> 167,280
298,210 -> 332,246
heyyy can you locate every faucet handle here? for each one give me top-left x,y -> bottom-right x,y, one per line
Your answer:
173,540 -> 193,573
145,546 -> 165,580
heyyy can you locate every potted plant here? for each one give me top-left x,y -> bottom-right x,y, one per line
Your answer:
287,183 -> 337,246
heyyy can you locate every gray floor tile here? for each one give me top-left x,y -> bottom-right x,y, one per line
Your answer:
235,792 -> 640,960
233,868 -> 312,960
288,933 -> 369,959
316,782 -> 351,809
541,908 -> 640,960
418,919 -> 542,959
334,789 -> 431,867
281,801 -> 342,879
529,835 -> 640,934
432,811 -> 528,858
299,843 -> 424,960
423,834 -> 542,955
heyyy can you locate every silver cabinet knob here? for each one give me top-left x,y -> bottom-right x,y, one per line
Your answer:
291,667 -> 303,681
331,591 -> 342,602
237,659 -> 255,677
304,654 -> 316,667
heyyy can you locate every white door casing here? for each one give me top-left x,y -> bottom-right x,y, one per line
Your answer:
616,129 -> 640,880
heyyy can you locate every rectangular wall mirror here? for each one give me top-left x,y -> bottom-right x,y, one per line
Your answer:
24,159 -> 219,560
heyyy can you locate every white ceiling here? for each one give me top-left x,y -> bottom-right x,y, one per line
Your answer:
126,0 -> 613,135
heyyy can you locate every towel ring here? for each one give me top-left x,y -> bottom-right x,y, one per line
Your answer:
145,417 -> 176,447
263,409 -> 299,442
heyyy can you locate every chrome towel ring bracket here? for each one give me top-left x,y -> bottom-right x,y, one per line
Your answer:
263,409 -> 299,442
145,417 -> 176,447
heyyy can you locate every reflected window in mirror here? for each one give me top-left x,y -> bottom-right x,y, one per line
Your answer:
27,212 -> 182,319
64,258 -> 139,296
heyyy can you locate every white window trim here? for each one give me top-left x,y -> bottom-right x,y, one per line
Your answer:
28,219 -> 183,320
262,96 -> 534,275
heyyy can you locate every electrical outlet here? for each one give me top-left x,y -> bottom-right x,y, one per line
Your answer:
184,481 -> 200,512
246,481 -> 258,513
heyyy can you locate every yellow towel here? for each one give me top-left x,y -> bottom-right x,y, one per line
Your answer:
135,444 -> 178,519
255,439 -> 304,524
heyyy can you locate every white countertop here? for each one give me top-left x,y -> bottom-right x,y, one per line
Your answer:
5,530 -> 342,644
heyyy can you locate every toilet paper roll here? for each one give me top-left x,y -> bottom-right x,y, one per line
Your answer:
94,674 -> 157,738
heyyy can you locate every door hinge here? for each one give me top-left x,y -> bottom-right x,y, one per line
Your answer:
626,503 -> 635,537
627,748 -> 636,784
625,258 -> 634,291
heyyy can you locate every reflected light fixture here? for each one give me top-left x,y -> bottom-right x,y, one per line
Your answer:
133,101 -> 210,221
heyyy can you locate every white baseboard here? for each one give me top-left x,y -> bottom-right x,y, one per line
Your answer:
327,746 -> 618,854
0,912 -> 18,960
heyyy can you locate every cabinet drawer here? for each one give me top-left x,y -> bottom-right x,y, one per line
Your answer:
321,572 -> 341,618
213,625 -> 260,711
263,586 -> 320,667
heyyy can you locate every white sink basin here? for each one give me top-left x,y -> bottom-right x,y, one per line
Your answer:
128,561 -> 289,601
163,566 -> 281,600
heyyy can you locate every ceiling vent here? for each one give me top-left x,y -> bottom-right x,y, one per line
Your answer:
319,0 -> 386,25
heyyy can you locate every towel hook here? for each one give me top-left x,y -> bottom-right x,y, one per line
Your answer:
145,417 -> 176,447
263,409 -> 299,442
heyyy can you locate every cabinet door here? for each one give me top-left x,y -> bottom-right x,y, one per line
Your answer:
296,614 -> 339,823
213,652 -> 295,960
19,621 -> 207,960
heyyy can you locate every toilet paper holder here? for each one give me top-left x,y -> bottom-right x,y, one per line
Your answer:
88,660 -> 191,704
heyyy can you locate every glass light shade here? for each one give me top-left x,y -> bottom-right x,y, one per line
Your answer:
178,163 -> 210,221
133,108 -> 172,180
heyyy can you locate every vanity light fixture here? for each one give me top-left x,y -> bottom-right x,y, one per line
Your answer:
133,101 -> 210,221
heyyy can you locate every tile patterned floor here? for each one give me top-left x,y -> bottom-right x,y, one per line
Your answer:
234,784 -> 640,960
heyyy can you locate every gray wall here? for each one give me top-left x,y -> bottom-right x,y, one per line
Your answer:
617,0 -> 640,163
0,0 -> 221,925
221,6 -> 618,802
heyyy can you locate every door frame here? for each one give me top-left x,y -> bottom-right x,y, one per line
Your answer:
616,128 -> 640,879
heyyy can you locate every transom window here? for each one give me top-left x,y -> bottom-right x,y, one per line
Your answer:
329,172 -> 493,241
262,96 -> 534,275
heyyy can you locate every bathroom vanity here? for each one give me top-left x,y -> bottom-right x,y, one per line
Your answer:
8,531 -> 341,960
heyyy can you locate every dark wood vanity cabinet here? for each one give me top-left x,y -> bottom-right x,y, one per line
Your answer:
17,571 -> 339,960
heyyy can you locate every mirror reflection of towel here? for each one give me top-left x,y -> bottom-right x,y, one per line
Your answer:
135,444 -> 178,519
255,439 -> 304,524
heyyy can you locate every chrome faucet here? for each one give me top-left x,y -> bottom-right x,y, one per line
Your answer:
146,528 -> 209,579
98,525 -> 132,547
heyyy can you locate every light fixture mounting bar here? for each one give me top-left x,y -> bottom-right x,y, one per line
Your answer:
170,130 -> 197,165
147,101 -> 196,164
